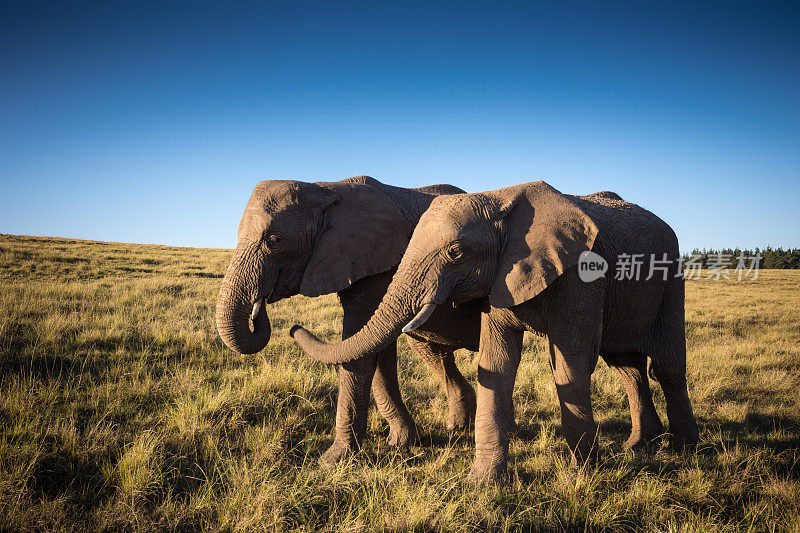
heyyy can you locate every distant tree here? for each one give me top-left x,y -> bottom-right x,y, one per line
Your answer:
681,247 -> 800,269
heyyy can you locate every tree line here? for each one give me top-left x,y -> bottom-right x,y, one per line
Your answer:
682,247 -> 800,269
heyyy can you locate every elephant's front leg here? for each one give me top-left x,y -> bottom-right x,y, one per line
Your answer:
320,355 -> 377,466
549,340 -> 600,466
468,310 -> 523,484
337,276 -> 417,454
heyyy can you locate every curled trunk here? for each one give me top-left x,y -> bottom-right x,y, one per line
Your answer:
216,280 -> 271,354
215,246 -> 271,354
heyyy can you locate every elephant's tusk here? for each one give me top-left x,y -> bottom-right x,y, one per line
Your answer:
402,302 -> 437,333
251,298 -> 263,321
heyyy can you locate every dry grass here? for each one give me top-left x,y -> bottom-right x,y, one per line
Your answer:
1,233 -> 798,531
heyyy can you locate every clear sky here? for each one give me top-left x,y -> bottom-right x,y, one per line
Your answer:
1,1 -> 798,251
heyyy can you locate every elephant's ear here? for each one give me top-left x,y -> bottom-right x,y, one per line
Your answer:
489,181 -> 599,308
300,184 -> 412,297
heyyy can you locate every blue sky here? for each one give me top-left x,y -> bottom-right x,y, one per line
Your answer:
1,1 -> 798,251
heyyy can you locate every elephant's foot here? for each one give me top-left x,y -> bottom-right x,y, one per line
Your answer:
668,419 -> 700,453
446,385 -> 477,431
387,419 -> 418,447
569,449 -> 601,469
467,456 -> 509,485
319,440 -> 358,467
651,368 -> 699,453
566,429 -> 601,469
624,417 -> 664,451
624,433 -> 660,451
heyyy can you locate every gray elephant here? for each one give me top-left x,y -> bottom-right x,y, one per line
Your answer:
215,176 -> 482,464
291,181 -> 700,482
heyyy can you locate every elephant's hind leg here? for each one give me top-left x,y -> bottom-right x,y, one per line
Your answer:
648,278 -> 699,452
652,364 -> 700,452
651,361 -> 699,452
602,351 -> 663,450
406,337 -> 476,430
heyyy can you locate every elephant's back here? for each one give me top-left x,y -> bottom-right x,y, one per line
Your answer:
334,175 -> 464,197
338,175 -> 383,186
334,175 -> 464,199
414,183 -> 465,196
581,190 -> 624,203
575,194 -> 682,352
573,193 -> 679,258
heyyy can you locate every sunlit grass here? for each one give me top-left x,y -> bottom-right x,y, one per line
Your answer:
1,234 -> 798,531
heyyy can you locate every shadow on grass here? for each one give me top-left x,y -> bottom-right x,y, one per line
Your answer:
1,327 -> 230,384
0,353 -> 84,383
31,449 -> 108,504
181,271 -> 223,279
695,414 -> 800,478
0,349 -> 204,385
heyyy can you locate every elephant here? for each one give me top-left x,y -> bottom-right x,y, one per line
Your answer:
291,180 -> 700,482
215,176 -> 482,465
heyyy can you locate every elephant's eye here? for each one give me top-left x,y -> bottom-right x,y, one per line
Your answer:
266,234 -> 280,246
446,243 -> 465,262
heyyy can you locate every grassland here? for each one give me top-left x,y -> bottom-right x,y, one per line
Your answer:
0,233 -> 798,531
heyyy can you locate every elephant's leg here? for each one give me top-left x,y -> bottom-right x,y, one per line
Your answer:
321,354 -> 377,466
468,311 -> 523,484
651,363 -> 699,452
602,352 -> 663,450
338,274 -> 417,452
538,270 -> 604,466
549,341 -> 599,466
371,345 -> 418,447
506,363 -> 520,435
649,279 -> 699,452
406,337 -> 476,430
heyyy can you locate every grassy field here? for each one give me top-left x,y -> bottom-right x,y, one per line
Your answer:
1,233 -> 798,531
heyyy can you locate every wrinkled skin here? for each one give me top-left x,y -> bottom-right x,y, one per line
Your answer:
292,181 -> 700,482
215,176 -> 480,465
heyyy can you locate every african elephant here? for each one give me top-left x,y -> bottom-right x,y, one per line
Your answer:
215,176 -> 481,464
291,181 -> 700,482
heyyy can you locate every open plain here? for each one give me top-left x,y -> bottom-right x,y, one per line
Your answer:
1,234 -> 798,531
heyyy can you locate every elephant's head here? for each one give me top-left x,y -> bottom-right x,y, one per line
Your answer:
216,177 -> 414,354
291,181 -> 598,363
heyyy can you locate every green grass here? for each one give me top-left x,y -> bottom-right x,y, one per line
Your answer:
1,233 -> 799,531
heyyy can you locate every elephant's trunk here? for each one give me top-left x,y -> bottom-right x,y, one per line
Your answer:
291,282 -> 417,365
215,247 -> 271,355
216,279 -> 271,354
